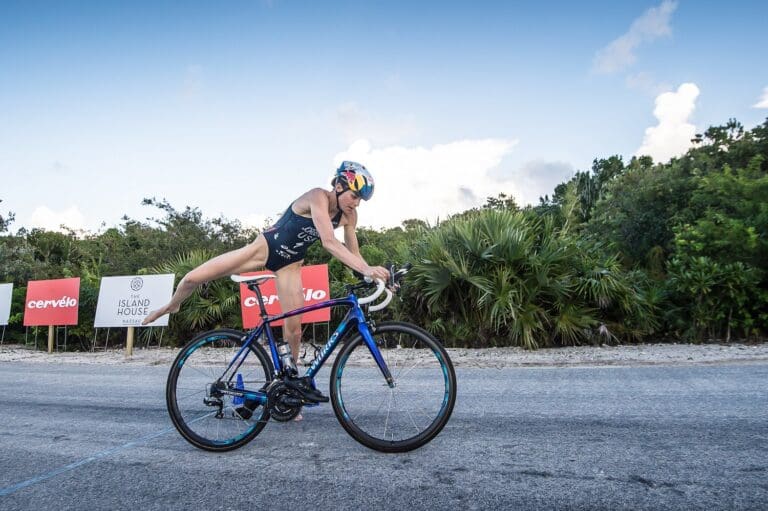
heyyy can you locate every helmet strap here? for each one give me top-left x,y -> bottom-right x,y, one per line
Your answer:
335,182 -> 348,205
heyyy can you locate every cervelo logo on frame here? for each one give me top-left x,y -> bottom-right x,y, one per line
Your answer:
24,277 -> 81,326
239,264 -> 330,328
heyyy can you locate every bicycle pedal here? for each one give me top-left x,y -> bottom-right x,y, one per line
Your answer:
283,376 -> 329,403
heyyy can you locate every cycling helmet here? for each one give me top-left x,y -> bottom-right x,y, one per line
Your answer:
333,161 -> 375,201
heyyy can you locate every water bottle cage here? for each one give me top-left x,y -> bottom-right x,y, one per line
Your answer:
301,342 -> 322,366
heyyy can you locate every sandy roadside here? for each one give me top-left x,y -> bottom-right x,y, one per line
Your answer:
1,342 -> 767,369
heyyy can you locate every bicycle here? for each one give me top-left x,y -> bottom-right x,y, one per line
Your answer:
166,264 -> 457,453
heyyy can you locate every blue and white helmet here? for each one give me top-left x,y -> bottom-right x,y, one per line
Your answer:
333,161 -> 375,200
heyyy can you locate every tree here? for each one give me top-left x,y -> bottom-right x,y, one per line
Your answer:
0,199 -> 14,233
407,209 -> 657,348
483,192 -> 519,211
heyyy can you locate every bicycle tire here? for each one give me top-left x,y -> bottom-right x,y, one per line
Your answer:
166,328 -> 273,452
330,321 -> 456,453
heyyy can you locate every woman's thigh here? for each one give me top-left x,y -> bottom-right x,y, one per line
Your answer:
187,235 -> 269,282
275,263 -> 304,311
275,263 -> 304,329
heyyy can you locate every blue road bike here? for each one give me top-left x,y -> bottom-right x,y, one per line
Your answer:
166,265 -> 456,453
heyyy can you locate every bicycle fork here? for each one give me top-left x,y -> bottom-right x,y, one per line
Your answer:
358,321 -> 395,388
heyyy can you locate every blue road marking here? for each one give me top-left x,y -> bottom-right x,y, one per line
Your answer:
0,426 -> 175,497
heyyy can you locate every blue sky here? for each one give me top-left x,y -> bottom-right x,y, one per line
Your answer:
1,0 -> 767,233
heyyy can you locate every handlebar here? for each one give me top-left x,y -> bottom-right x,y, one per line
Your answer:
368,285 -> 393,312
352,263 -> 412,313
357,279 -> 387,305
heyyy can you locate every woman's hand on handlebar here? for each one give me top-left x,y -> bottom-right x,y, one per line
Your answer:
363,265 -> 390,283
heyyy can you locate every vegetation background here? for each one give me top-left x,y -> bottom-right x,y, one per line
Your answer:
2,118 -> 766,349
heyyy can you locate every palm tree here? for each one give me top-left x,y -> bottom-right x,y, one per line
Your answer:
408,209 -> 656,349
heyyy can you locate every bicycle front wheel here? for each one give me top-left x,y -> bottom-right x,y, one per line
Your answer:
166,328 -> 273,452
330,321 -> 456,453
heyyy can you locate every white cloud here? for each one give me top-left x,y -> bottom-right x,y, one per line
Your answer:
242,213 -> 271,230
636,82 -> 700,163
28,206 -> 86,232
333,138 -> 518,228
594,0 -> 678,74
753,87 -> 768,108
496,160 -> 575,204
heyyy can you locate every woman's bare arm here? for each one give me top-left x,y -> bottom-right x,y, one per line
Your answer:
307,189 -> 388,281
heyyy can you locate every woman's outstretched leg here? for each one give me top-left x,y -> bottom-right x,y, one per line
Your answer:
142,236 -> 269,325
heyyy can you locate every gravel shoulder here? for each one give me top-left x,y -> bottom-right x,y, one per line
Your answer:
2,341 -> 767,368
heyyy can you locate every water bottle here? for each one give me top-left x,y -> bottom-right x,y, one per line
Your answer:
276,341 -> 298,376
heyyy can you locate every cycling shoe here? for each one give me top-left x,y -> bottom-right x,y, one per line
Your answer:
233,398 -> 261,420
284,376 -> 329,403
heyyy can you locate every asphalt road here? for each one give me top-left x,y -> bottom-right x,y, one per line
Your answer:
0,361 -> 766,510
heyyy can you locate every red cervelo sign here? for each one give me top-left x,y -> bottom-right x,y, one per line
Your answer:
24,278 -> 81,326
239,265 -> 331,328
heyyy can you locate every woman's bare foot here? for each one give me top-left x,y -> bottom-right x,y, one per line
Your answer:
293,413 -> 303,422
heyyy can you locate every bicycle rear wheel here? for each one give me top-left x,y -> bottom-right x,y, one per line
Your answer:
330,321 -> 456,453
166,328 -> 273,452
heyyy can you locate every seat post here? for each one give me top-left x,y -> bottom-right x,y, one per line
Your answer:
247,283 -> 270,318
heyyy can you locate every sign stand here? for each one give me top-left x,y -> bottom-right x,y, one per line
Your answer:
126,327 -> 135,357
48,325 -> 54,353
55,326 -> 68,352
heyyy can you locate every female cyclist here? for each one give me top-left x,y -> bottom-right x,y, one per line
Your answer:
143,161 -> 390,408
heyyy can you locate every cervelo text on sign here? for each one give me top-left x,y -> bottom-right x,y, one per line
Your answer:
24,277 -> 81,327
238,265 -> 330,328
26,296 -> 78,309
243,288 -> 327,307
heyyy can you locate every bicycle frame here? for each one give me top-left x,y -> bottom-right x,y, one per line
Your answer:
222,289 -> 394,405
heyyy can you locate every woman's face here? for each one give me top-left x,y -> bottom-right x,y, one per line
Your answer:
336,186 -> 362,213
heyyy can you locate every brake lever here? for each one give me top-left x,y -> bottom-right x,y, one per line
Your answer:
387,262 -> 396,289
392,263 -> 411,285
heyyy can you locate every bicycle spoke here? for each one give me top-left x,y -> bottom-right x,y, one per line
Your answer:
175,388 -> 207,397
382,389 -> 394,439
393,357 -> 424,381
184,410 -> 218,425
338,393 -> 368,405
333,323 -> 455,451
185,363 -> 221,381
169,331 -> 272,451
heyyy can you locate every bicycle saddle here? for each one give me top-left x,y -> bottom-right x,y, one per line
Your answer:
230,274 -> 276,285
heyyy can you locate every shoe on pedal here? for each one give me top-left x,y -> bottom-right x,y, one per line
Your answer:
284,376 -> 329,403
233,398 -> 260,420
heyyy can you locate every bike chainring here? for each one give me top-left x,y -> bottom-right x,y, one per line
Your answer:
266,381 -> 303,422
